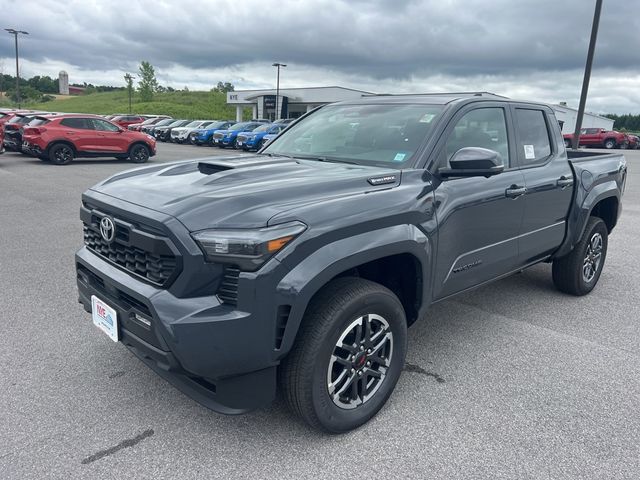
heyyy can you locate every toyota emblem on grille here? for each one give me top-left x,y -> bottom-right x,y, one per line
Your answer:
99,216 -> 116,243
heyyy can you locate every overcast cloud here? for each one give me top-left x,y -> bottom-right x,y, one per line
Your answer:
2,0 -> 639,113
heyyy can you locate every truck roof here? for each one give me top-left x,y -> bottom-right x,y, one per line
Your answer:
346,92 -> 548,109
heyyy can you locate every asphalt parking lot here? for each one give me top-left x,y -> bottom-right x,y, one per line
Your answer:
1,143 -> 639,479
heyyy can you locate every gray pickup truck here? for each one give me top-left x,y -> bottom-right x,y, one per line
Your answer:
76,93 -> 626,432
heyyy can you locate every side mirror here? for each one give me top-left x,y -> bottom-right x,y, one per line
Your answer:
438,147 -> 504,178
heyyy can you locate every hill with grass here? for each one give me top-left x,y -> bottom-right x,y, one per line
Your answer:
23,90 -> 245,120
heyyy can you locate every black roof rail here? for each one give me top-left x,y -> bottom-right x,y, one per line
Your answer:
362,91 -> 508,99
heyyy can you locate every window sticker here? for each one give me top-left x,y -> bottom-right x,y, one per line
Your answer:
393,153 -> 407,162
524,144 -> 535,159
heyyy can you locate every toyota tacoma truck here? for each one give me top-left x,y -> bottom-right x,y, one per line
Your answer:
564,127 -> 628,149
76,93 -> 626,432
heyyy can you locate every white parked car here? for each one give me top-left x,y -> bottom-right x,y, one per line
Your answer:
170,120 -> 218,143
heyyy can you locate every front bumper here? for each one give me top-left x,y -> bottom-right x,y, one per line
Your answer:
75,245 -> 278,414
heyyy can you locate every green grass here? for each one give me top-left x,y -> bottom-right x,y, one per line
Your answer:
21,90 -> 247,120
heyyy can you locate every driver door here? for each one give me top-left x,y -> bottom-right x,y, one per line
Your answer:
91,118 -> 127,152
431,105 -> 526,300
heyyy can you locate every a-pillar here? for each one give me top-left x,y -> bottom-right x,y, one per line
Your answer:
236,105 -> 243,122
306,104 -> 315,113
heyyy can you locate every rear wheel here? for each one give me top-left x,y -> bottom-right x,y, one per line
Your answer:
552,216 -> 608,296
48,143 -> 74,165
280,277 -> 407,433
129,144 -> 150,163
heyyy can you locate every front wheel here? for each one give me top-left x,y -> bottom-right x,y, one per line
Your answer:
280,277 -> 407,433
552,216 -> 608,296
604,139 -> 616,149
129,144 -> 150,163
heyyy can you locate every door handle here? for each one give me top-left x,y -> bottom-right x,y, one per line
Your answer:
557,176 -> 574,189
505,185 -> 527,199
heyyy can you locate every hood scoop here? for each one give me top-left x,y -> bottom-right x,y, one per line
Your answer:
197,155 -> 298,175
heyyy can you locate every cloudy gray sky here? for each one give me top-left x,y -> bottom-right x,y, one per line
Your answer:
2,0 -> 639,113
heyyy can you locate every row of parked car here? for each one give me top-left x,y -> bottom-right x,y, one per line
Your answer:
128,116 -> 292,150
0,109 -> 294,164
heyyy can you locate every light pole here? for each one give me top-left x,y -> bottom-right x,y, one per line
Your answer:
4,28 -> 29,108
124,73 -> 134,114
571,0 -> 602,149
272,62 -> 286,120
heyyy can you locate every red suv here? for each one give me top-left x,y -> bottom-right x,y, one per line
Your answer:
21,114 -> 156,165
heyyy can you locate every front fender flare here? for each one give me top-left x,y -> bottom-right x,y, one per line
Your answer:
274,224 -> 431,357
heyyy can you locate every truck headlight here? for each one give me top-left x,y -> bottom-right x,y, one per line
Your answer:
192,221 -> 307,271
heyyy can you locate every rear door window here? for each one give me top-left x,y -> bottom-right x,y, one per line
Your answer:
514,109 -> 552,166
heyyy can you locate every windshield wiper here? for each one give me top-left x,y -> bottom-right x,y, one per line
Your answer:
261,152 -> 296,159
294,154 -> 358,165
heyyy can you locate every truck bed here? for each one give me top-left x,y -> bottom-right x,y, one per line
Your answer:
566,149 -> 623,162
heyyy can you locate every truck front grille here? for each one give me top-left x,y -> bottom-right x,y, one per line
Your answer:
84,226 -> 177,286
81,205 -> 181,288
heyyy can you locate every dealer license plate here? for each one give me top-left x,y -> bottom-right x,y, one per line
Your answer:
91,295 -> 118,342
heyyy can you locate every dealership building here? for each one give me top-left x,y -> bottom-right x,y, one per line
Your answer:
227,87 -> 614,132
226,86 -> 373,121
551,102 -> 613,134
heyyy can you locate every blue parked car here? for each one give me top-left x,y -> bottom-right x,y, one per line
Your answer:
192,121 -> 234,146
236,123 -> 285,151
261,133 -> 279,147
211,121 -> 267,148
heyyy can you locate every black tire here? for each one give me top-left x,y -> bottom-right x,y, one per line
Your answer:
48,143 -> 74,165
604,139 -> 616,149
129,144 -> 150,163
552,216 -> 608,296
280,277 -> 407,433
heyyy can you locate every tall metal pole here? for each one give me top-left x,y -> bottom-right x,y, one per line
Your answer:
272,63 -> 286,120
571,0 -> 603,149
14,33 -> 19,106
124,73 -> 133,114
4,29 -> 29,108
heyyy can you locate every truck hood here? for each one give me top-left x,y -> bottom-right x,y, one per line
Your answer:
90,154 -> 401,231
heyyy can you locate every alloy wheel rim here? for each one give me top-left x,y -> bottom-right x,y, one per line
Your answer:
56,147 -> 72,162
583,232 -> 603,283
133,147 -> 148,162
327,314 -> 393,410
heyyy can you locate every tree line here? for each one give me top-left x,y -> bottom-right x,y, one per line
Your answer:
1,60 -> 235,105
603,114 -> 640,133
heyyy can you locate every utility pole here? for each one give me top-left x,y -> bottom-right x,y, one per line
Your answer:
571,0 -> 603,149
124,73 -> 134,114
272,62 -> 287,120
4,28 -> 29,108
